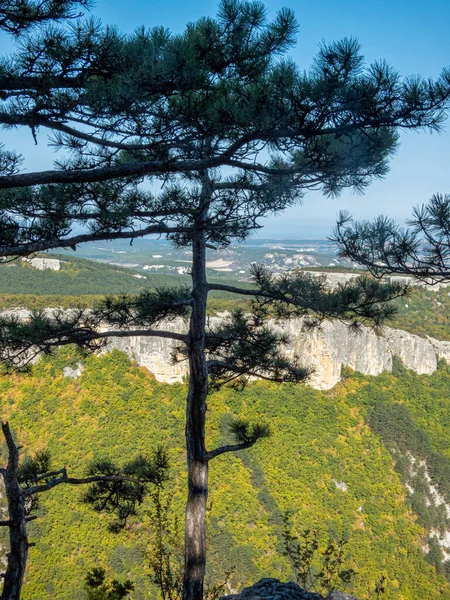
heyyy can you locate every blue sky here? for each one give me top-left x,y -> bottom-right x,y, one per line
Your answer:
4,0 -> 450,238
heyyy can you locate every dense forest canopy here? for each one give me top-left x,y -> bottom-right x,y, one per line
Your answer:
0,348 -> 449,599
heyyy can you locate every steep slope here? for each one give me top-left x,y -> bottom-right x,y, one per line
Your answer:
103,316 -> 450,389
0,254 -> 178,296
0,349 -> 448,599
0,254 -> 249,312
339,362 -> 450,577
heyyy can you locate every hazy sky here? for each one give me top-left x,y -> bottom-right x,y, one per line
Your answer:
4,0 -> 450,238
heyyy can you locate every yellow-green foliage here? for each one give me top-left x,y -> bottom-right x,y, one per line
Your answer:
390,286 -> 450,341
0,349 -> 449,599
0,294 -> 249,315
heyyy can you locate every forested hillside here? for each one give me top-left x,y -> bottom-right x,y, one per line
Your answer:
0,255 -> 175,296
389,288 -> 450,341
1,349 -> 449,599
0,255 -> 250,313
2,255 -> 450,340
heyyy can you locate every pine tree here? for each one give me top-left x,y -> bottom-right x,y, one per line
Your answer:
1,421 -> 226,600
1,2 -> 450,599
0,422 -> 168,600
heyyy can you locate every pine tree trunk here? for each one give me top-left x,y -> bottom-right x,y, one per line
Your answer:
1,423 -> 28,600
182,194 -> 210,600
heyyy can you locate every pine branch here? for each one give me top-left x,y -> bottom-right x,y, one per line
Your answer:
248,264 -> 408,325
0,306 -> 189,369
23,471 -> 153,496
0,0 -> 91,34
205,418 -> 270,461
209,269 -> 407,326
332,194 -> 450,283
205,310 -> 311,390
208,283 -> 265,297
96,330 -> 187,342
205,441 -> 258,461
0,327 -> 187,369
0,223 -> 194,257
6,428 -> 171,533
206,359 -> 304,384
95,288 -> 192,328
1,97 -> 449,189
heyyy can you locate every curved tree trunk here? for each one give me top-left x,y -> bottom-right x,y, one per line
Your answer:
183,189 -> 210,600
0,423 -> 28,600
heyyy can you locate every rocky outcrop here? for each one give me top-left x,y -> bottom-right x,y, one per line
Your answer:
102,320 -> 189,385
62,362 -> 85,379
4,308 -> 448,390
429,337 -> 450,364
22,257 -> 61,270
221,578 -> 357,600
104,317 -> 447,390
274,319 -> 438,389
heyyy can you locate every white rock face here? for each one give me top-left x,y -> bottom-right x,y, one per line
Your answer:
102,320 -> 190,385
429,337 -> 450,364
382,328 -> 437,375
406,454 -> 450,561
104,317 -> 445,390
3,308 -> 447,390
22,257 -> 61,271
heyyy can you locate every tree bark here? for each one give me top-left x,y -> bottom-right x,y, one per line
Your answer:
182,183 -> 211,600
0,423 -> 28,600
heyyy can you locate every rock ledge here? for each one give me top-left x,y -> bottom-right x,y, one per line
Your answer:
221,578 -> 357,600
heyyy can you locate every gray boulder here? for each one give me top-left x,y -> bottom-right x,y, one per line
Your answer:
326,593 -> 358,600
62,362 -> 84,379
221,578 -> 358,600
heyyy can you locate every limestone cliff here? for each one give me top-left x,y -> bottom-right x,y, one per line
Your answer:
103,316 -> 450,390
5,307 -> 448,389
